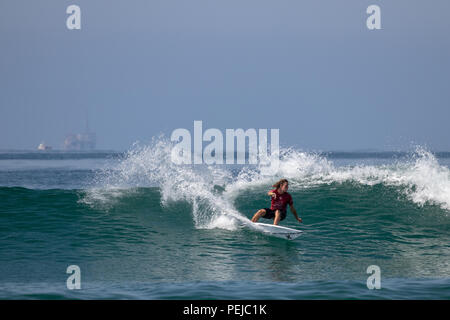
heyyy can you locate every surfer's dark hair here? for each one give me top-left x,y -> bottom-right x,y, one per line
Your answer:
273,179 -> 288,189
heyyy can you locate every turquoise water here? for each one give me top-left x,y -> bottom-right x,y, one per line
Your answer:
1,145 -> 449,299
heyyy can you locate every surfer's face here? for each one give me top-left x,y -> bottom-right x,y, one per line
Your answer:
280,182 -> 289,193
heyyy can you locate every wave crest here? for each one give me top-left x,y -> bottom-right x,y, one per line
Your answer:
81,139 -> 450,228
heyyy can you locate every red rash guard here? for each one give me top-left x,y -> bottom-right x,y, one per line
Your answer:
270,189 -> 293,211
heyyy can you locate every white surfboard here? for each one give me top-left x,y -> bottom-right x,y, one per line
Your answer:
252,222 -> 302,240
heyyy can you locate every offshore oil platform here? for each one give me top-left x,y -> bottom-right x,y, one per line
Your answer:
63,118 -> 96,151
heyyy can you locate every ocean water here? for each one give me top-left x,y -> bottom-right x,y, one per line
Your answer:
1,142 -> 449,299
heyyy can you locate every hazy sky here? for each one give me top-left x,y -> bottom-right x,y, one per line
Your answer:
1,1 -> 449,151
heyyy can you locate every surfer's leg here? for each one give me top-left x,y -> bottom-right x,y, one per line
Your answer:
251,209 -> 266,222
273,210 -> 281,225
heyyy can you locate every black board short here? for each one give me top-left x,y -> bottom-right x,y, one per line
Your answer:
262,208 -> 287,221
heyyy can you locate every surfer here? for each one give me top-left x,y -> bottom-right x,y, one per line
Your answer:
251,179 -> 302,225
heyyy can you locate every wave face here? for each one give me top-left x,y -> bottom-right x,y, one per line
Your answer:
0,141 -> 449,299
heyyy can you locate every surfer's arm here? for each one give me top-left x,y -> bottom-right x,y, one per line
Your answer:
289,204 -> 302,223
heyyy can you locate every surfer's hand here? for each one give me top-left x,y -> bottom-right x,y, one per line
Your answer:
297,217 -> 302,223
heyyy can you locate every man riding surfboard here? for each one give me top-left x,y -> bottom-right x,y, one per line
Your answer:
251,179 -> 302,225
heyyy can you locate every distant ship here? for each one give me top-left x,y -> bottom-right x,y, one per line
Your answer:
37,142 -> 52,151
